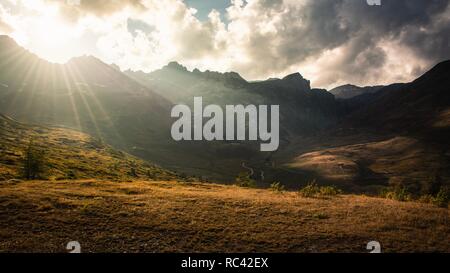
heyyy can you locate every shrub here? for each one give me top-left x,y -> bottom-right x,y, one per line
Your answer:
312,213 -> 329,220
270,182 -> 285,193
299,181 -> 342,198
235,172 -> 256,188
319,185 -> 342,196
298,181 -> 320,197
418,194 -> 434,204
380,186 -> 412,202
433,187 -> 449,208
418,187 -> 449,208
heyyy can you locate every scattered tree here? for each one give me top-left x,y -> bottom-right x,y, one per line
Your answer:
22,140 -> 46,180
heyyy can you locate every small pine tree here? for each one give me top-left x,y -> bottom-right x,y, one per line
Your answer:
146,170 -> 155,180
23,140 -> 46,180
129,167 -> 137,177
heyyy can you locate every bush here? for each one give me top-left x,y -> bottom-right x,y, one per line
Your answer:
402,187 -> 448,208
235,172 -> 256,188
298,181 -> 320,197
418,194 -> 434,204
319,186 -> 343,196
433,187 -> 449,208
299,181 -> 342,198
380,186 -> 412,202
270,182 -> 285,193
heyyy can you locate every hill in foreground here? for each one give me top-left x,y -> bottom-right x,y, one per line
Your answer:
0,114 -> 176,181
0,179 -> 448,253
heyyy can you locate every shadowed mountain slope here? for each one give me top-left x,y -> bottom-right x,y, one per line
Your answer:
285,61 -> 450,192
349,60 -> 450,135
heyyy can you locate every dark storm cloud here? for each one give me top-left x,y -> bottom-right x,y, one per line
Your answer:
229,0 -> 450,86
339,0 -> 450,60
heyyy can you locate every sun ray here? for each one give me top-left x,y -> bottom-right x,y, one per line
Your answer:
66,59 -> 126,146
64,62 -> 104,141
21,59 -> 46,120
3,54 -> 40,118
60,65 -> 82,131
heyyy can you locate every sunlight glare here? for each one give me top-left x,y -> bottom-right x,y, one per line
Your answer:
10,2 -> 84,64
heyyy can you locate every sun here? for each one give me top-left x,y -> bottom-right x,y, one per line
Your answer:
10,2 -> 83,64
33,16 -> 72,48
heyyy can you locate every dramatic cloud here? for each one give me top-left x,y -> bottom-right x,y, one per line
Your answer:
223,0 -> 450,87
0,0 -> 449,88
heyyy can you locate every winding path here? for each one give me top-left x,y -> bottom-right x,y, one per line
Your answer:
242,162 -> 266,181
241,162 -> 254,176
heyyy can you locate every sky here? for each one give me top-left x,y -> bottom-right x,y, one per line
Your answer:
0,0 -> 449,89
184,0 -> 230,21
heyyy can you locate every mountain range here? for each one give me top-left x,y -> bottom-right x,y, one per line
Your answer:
1,35 -> 449,193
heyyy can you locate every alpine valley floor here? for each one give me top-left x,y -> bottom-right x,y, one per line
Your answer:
0,179 -> 448,253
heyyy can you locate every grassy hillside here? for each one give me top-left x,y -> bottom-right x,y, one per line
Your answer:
0,179 -> 448,253
0,114 -> 177,181
286,136 -> 450,193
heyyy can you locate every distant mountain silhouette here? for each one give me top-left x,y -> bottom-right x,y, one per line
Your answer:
329,84 -> 384,99
127,61 -> 338,137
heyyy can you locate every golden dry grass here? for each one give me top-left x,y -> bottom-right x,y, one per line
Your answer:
0,179 -> 448,253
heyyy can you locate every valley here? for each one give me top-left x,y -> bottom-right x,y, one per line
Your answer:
0,0 -> 449,256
